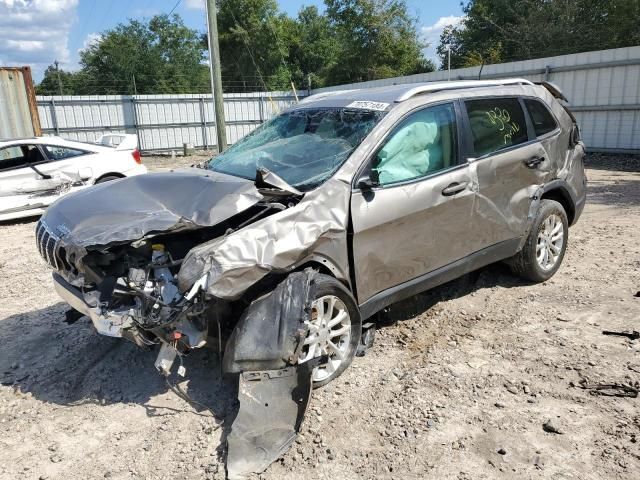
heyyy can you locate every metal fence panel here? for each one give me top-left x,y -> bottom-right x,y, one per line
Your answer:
35,46 -> 640,153
36,91 -> 301,152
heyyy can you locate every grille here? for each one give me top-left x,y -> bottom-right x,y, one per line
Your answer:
35,220 -> 73,272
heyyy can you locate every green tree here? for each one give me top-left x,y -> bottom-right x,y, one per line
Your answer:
80,14 -> 209,94
38,2 -> 436,94
38,14 -> 209,95
216,0 -> 296,91
325,0 -> 434,84
437,0 -> 640,70
36,62 -> 80,95
288,6 -> 339,89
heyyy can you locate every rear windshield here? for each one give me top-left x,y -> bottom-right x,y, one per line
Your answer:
207,108 -> 385,191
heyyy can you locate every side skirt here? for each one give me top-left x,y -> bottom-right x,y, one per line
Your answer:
358,238 -> 521,320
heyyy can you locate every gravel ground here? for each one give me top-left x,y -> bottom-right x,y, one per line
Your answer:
0,154 -> 639,480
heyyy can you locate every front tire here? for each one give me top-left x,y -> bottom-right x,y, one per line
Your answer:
509,199 -> 569,282
299,274 -> 361,388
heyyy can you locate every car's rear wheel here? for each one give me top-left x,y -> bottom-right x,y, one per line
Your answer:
299,274 -> 361,388
509,199 -> 568,282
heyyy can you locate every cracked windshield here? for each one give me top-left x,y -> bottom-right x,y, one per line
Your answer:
207,108 -> 385,190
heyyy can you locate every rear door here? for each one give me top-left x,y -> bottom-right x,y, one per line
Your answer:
37,144 -> 96,183
461,97 -> 551,246
350,102 -> 484,303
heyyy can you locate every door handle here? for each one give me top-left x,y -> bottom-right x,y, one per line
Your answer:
441,181 -> 468,196
524,156 -> 545,168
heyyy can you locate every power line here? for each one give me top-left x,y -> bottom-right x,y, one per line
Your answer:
168,0 -> 182,16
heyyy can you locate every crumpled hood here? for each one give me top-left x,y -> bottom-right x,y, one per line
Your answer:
41,168 -> 264,251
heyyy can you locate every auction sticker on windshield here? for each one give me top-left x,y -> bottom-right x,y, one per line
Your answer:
346,100 -> 389,111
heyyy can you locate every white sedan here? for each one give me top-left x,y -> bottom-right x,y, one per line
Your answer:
0,134 -> 147,221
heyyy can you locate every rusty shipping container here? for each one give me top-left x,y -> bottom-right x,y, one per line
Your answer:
0,66 -> 41,139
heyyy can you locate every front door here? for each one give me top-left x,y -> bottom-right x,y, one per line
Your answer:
0,144 -> 46,217
350,102 -> 484,304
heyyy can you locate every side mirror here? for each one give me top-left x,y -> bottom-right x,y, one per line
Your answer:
357,174 -> 378,191
27,162 -> 52,180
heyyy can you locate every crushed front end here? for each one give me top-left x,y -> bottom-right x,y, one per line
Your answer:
34,168 -> 350,479
40,213 -> 320,478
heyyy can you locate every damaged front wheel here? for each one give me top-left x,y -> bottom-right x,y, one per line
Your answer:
300,274 -> 361,388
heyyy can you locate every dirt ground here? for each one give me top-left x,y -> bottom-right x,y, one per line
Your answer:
0,153 -> 639,480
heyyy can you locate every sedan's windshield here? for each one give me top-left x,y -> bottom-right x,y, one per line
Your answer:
207,107 -> 385,191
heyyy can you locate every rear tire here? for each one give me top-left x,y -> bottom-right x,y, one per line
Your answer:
509,199 -> 569,282
300,274 -> 361,389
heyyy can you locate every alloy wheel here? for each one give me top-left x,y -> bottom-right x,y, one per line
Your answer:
299,295 -> 352,383
536,213 -> 564,271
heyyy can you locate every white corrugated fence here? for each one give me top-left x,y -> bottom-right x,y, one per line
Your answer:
36,92 -> 302,152
36,46 -> 640,153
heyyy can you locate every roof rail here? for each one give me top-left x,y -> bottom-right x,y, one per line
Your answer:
297,89 -> 358,104
395,78 -> 534,102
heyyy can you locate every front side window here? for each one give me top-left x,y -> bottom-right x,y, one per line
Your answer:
0,146 -> 26,171
372,103 -> 458,185
43,146 -> 86,161
465,98 -> 528,156
0,145 -> 43,171
207,107 -> 385,191
524,99 -> 558,137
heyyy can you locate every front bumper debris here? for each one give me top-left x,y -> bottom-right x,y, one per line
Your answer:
223,269 -> 317,479
226,365 -> 314,479
55,262 -> 321,479
52,273 -> 133,337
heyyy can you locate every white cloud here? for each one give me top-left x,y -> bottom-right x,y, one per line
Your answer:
421,15 -> 464,68
80,32 -> 102,52
0,0 -> 79,80
184,0 -> 204,10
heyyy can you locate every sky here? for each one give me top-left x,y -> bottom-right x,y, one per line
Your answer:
0,0 -> 464,82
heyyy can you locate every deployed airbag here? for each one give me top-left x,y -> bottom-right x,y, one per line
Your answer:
375,115 -> 439,184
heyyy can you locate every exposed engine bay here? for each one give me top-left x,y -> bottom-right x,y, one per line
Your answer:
61,200 -> 289,353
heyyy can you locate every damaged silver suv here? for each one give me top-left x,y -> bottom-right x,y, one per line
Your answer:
37,79 -> 586,478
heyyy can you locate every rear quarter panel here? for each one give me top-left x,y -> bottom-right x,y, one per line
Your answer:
540,90 -> 587,220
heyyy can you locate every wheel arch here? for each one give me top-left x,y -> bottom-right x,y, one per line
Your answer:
541,180 -> 576,225
294,258 -> 352,292
94,172 -> 125,184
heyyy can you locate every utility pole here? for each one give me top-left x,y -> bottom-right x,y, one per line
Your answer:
54,60 -> 63,95
205,0 -> 227,153
446,45 -> 451,81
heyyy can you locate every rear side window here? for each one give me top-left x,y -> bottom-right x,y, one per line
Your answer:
465,98 -> 528,156
43,145 -> 86,161
524,99 -> 558,137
